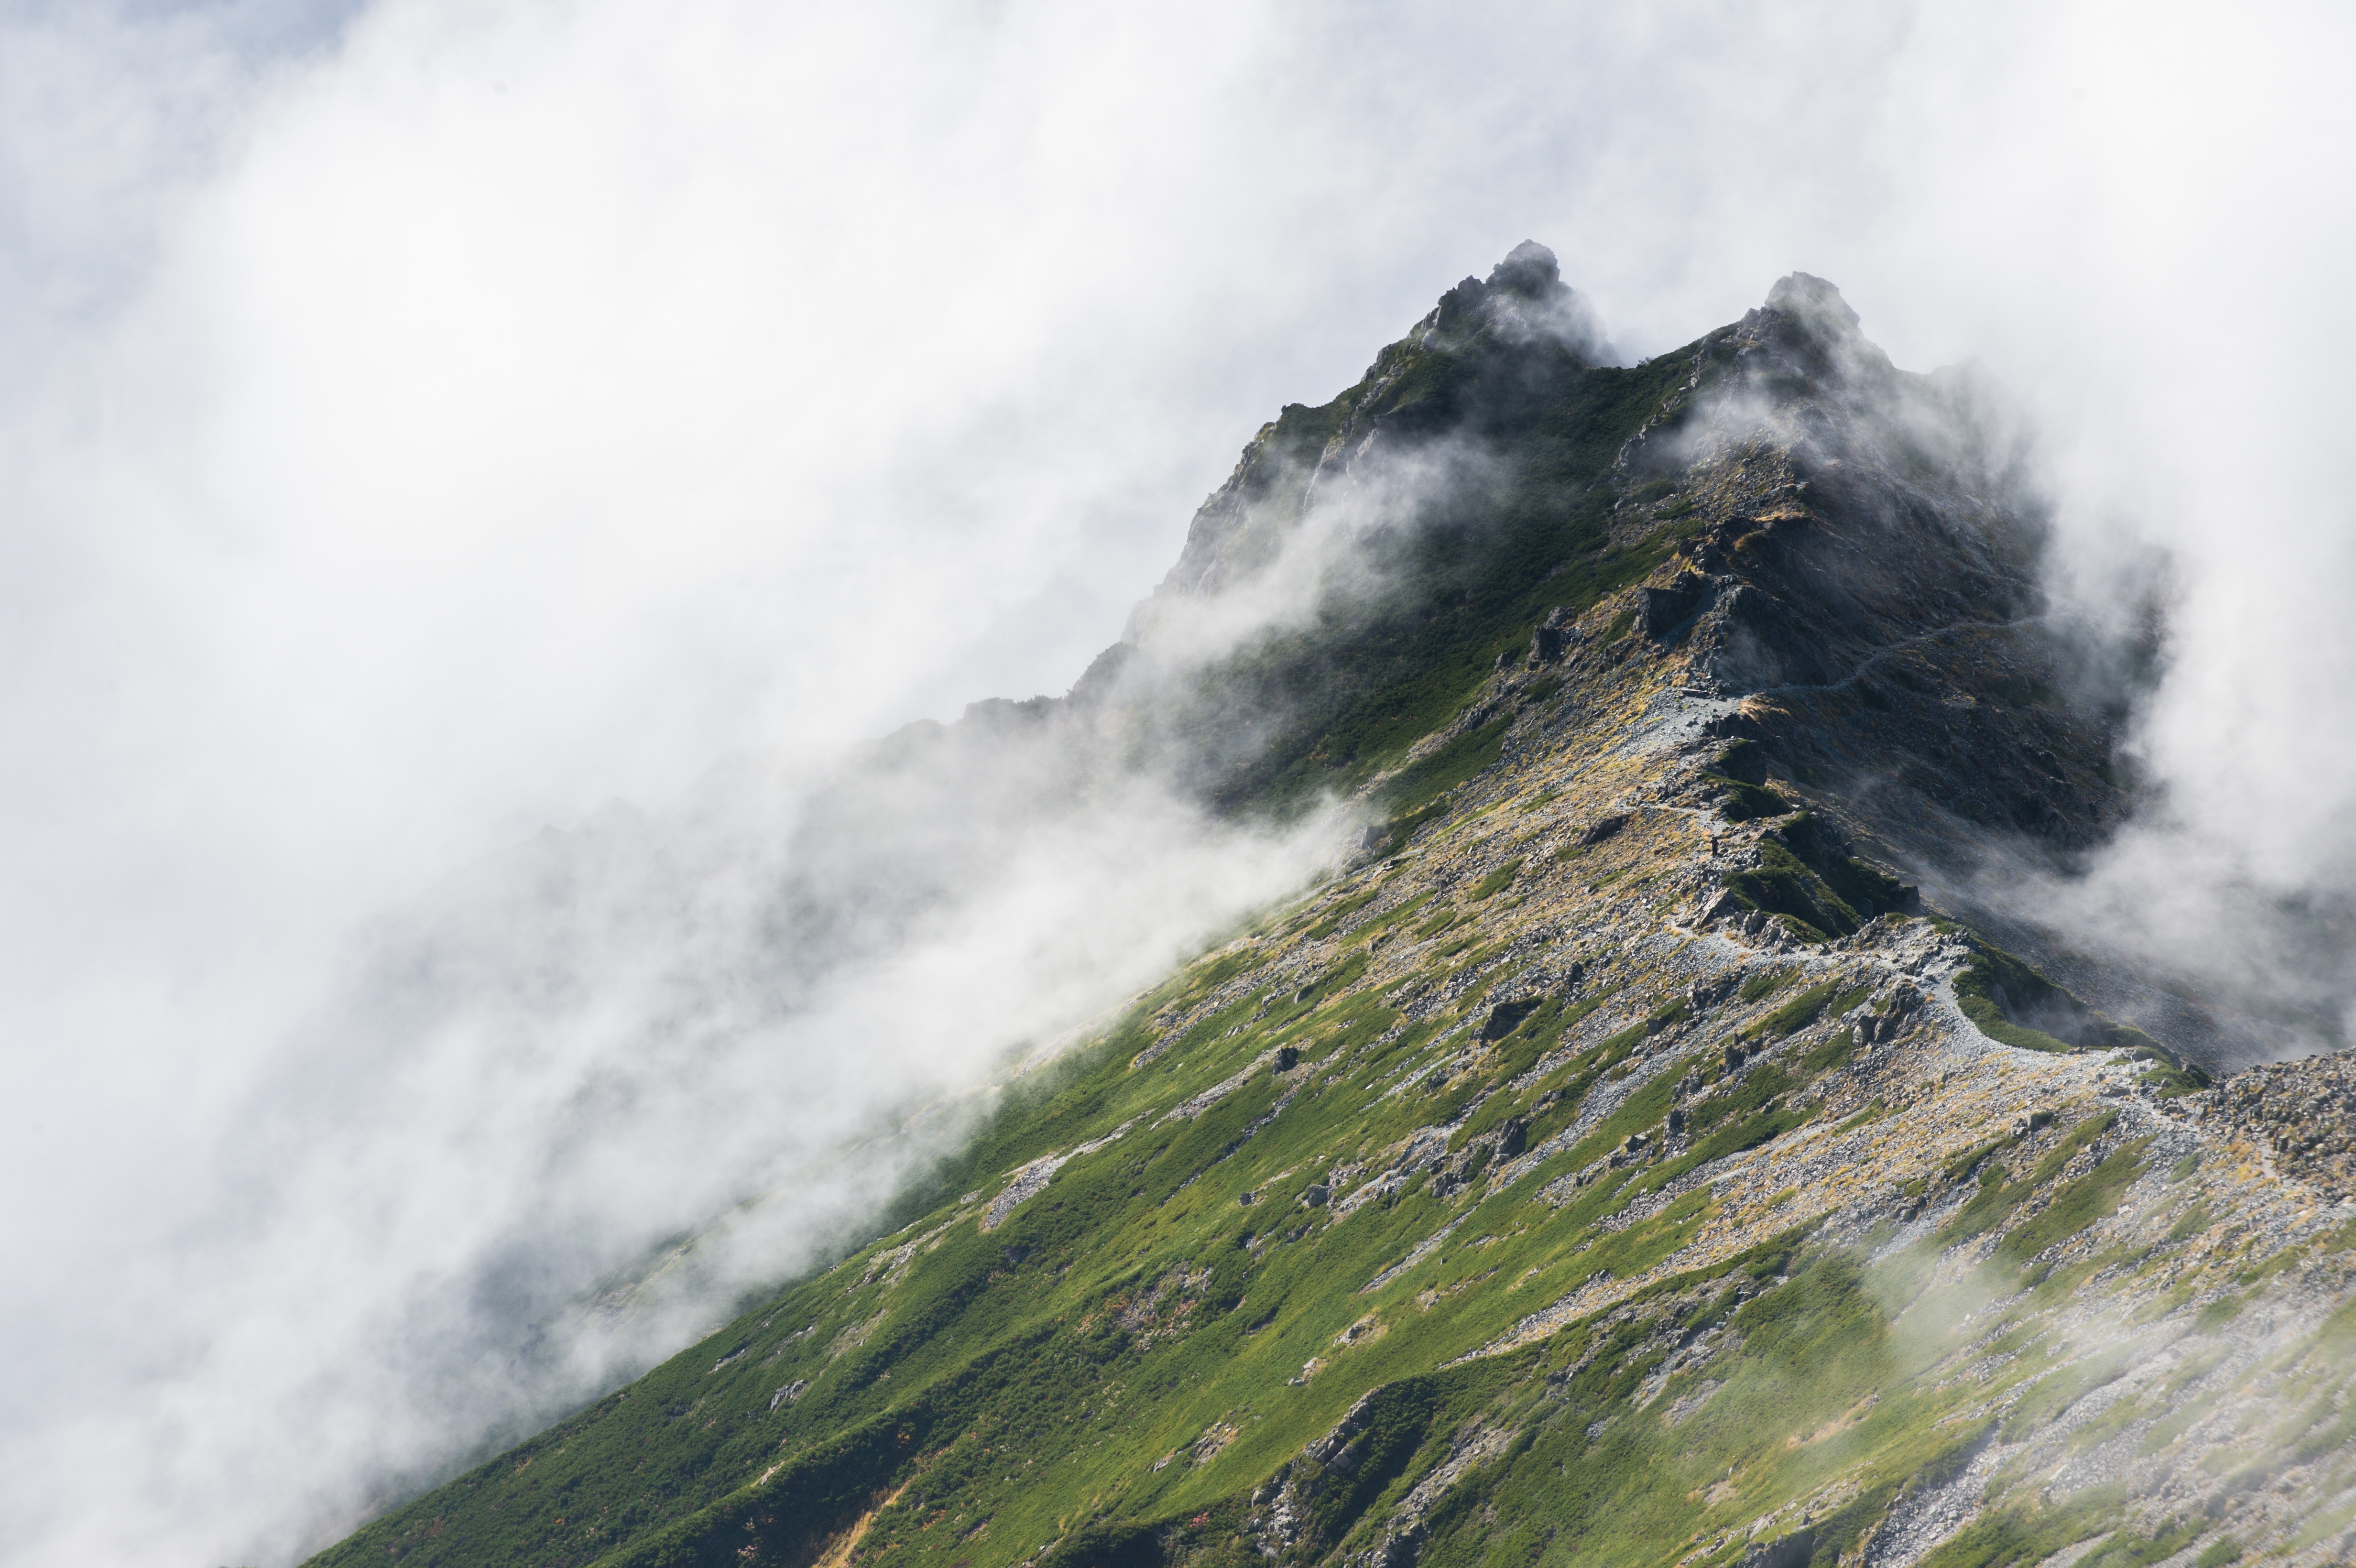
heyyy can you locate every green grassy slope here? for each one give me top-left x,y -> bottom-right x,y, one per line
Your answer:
316,889 -> 2347,1568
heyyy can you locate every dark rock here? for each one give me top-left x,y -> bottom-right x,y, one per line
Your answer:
1481,998 -> 1543,1042
1636,580 -> 1710,640
1498,1118 -> 1529,1159
1726,1043 -> 1748,1071
1766,270 -> 1858,330
1739,1528 -> 1817,1568
1488,240 -> 1559,296
1305,1390 -> 1381,1464
1581,813 -> 1630,846
1275,1045 -> 1300,1072
1300,1184 -> 1331,1208
1366,1524 -> 1424,1568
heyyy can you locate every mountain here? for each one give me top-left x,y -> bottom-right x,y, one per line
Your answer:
309,247 -> 2356,1568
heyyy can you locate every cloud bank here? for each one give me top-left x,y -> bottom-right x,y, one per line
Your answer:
3,2 -> 2356,1564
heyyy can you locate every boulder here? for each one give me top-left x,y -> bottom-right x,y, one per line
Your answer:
1739,1528 -> 1817,1568
1480,998 -> 1543,1041
1636,581 -> 1709,639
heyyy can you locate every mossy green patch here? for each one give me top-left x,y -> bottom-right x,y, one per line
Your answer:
1950,943 -> 2168,1063
1749,980 -> 1839,1040
1386,720 -> 1513,816
1468,858 -> 1525,901
1702,771 -> 1787,823
1996,1138 -> 2153,1267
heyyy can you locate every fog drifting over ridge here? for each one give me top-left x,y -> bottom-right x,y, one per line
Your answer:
4,2 -> 2356,1564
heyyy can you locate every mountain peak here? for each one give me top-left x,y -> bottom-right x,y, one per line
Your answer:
1418,239 -> 1613,363
1485,239 -> 1563,298
1763,270 -> 1861,333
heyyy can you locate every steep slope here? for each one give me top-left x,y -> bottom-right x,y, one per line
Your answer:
311,252 -> 2356,1568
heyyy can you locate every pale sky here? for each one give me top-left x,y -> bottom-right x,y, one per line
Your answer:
3,4 -> 2353,1564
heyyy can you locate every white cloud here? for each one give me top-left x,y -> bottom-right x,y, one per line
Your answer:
4,1 -> 2356,1563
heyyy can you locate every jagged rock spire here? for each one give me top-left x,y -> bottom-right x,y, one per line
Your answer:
1420,240 -> 1615,364
1487,238 -> 1568,298
1764,271 -> 1861,334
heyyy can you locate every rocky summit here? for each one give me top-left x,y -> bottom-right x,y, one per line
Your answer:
314,247 -> 2356,1568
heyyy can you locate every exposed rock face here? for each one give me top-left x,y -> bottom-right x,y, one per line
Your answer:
1142,240 -> 1610,606
1602,273 -> 2117,869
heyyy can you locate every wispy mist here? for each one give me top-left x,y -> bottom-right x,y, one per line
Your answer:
18,732 -> 1349,1564
4,2 -> 2356,1565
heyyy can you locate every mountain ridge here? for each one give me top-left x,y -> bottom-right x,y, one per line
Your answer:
306,247 -> 2356,1568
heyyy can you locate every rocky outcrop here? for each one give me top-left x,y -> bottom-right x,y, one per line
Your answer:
1142,241 -> 1609,610
2218,1049 -> 2356,1194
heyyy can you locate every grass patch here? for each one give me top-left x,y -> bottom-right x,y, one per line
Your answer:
1749,980 -> 1840,1040
1702,771 -> 1787,822
1950,943 -> 2175,1066
1468,859 -> 1525,901
1385,719 -> 1513,816
1803,1026 -> 1860,1074
1941,1112 -> 2117,1248
1305,887 -> 1384,939
1995,1138 -> 2153,1267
